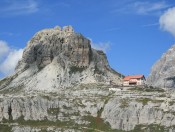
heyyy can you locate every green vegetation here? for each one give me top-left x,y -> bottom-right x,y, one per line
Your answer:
120,98 -> 129,108
131,124 -> 168,132
2,116 -> 76,128
144,88 -> 165,92
83,98 -> 126,132
47,108 -> 59,115
169,101 -> 175,106
69,66 -> 86,74
17,120 -> 74,128
83,116 -> 124,132
136,98 -> 164,105
0,124 -> 12,132
159,94 -> 167,97
128,87 -> 144,91
1,115 -> 123,132
136,98 -> 152,105
1,116 -> 173,132
76,83 -> 112,90
62,105 -> 72,110
128,87 -> 165,93
0,120 -> 172,132
0,85 -> 23,94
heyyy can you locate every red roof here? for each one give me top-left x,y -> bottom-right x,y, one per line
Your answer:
123,75 -> 145,81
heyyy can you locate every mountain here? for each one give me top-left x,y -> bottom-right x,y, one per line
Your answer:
147,45 -> 175,88
1,26 -> 175,132
0,26 -> 122,92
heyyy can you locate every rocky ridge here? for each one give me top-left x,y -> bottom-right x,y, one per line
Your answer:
1,26 -> 175,132
1,85 -> 175,132
147,44 -> 175,88
0,26 -> 122,92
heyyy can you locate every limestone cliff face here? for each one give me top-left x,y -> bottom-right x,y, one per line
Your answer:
20,26 -> 91,69
0,26 -> 122,92
0,84 -> 175,132
147,45 -> 175,88
1,26 -> 175,132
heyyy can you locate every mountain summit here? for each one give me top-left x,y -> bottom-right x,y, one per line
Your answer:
0,26 -> 122,92
1,26 -> 175,132
147,45 -> 175,88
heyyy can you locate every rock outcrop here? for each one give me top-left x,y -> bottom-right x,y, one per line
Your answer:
20,26 -> 90,69
1,26 -> 175,132
0,26 -> 122,92
0,84 -> 175,132
147,45 -> 175,88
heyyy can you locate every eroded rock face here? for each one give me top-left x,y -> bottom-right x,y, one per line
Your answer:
21,26 -> 91,69
0,26 -> 122,92
0,85 -> 175,132
1,27 -> 175,131
147,45 -> 175,88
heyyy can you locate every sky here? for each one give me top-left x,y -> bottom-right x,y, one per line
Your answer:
0,0 -> 175,79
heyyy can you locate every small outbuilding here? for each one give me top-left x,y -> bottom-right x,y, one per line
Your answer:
123,75 -> 146,86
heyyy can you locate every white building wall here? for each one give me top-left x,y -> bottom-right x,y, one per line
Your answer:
123,78 -> 146,86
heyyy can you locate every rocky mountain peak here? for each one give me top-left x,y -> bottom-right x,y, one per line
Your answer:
147,44 -> 175,88
1,26 -> 175,132
18,25 -> 90,70
1,26 -> 122,92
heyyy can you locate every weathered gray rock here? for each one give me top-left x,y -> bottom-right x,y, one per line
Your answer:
0,26 -> 122,92
4,25 -> 175,132
147,44 -> 175,88
21,26 -> 90,69
0,85 -> 175,131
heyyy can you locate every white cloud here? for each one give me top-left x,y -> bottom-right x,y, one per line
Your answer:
91,41 -> 111,53
0,41 -> 23,76
159,7 -> 175,37
112,1 -> 170,15
0,41 -> 10,60
142,23 -> 159,27
133,1 -> 169,15
0,0 -> 39,16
